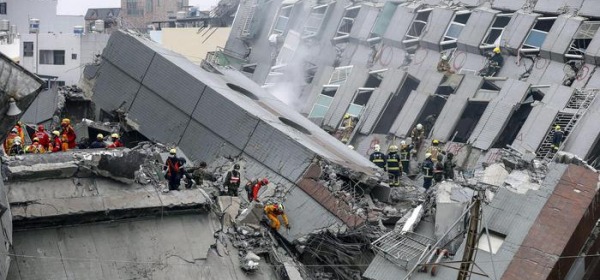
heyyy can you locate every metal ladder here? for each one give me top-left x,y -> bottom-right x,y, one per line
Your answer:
240,0 -> 258,38
536,89 -> 598,160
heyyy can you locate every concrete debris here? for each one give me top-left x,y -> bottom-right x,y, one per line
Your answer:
400,204 -> 424,233
435,181 -> 472,253
554,151 -> 599,172
477,163 -> 509,187
504,170 -> 539,194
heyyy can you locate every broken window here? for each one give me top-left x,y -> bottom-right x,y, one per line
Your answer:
452,101 -> 488,143
23,42 -> 33,57
274,30 -> 300,66
367,2 -> 399,44
345,88 -> 374,118
328,65 -> 353,85
520,17 -> 556,54
492,87 -> 544,149
364,70 -> 385,88
373,75 -> 419,134
333,5 -> 360,42
309,87 -> 338,119
441,11 -> 471,50
302,3 -> 331,39
413,95 -> 447,135
304,62 -> 318,84
39,50 -> 65,65
565,21 -> 600,60
272,4 -> 295,35
403,8 -> 432,48
477,230 -> 505,254
480,13 -> 512,51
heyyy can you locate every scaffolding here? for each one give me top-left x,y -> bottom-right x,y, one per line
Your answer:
371,231 -> 433,271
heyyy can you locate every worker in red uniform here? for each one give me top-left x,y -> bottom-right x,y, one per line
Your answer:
251,178 -> 269,202
35,125 -> 51,151
60,118 -> 77,149
51,130 -> 63,152
264,203 -> 290,231
107,133 -> 124,148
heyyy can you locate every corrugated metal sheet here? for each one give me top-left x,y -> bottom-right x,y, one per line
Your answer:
470,79 -> 530,149
92,63 -> 140,115
102,31 -> 155,81
359,70 -> 406,134
21,88 -> 58,124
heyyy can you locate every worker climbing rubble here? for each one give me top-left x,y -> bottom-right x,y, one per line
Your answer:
552,125 -> 564,151
386,145 -> 401,187
60,118 -> 77,150
34,125 -> 51,151
436,55 -> 454,75
163,148 -> 184,192
411,123 -> 425,155
479,47 -> 504,77
224,164 -> 241,196
422,153 -> 434,190
339,114 -> 356,144
25,138 -> 46,154
192,161 -> 210,187
433,154 -> 445,183
399,141 -> 413,175
427,139 -> 442,164
264,202 -> 290,231
424,114 -> 437,136
107,133 -> 124,148
369,144 -> 386,170
51,130 -> 63,152
89,134 -> 107,149
251,178 -> 269,202
444,152 -> 456,180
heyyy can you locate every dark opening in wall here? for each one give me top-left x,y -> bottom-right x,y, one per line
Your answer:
373,75 -> 419,134
586,134 -> 600,169
481,80 -> 500,91
452,101 -> 488,143
413,95 -> 447,135
227,83 -> 259,100
279,117 -> 312,135
364,72 -> 383,88
493,89 -> 544,148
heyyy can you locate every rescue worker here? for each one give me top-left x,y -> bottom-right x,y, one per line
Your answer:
245,178 -> 258,202
60,118 -> 77,149
340,114 -> 355,144
480,47 -> 504,77
89,134 -> 107,149
25,138 -> 46,154
386,145 -> 402,187
192,161 -> 209,187
35,125 -> 51,151
399,141 -> 413,175
107,133 -> 124,148
163,149 -> 183,191
264,203 -> 290,231
426,139 -> 442,164
436,55 -> 454,74
251,178 -> 269,202
14,122 -> 25,146
4,128 -> 18,154
433,154 -> 445,183
8,137 -> 24,156
51,131 -> 63,152
444,152 -> 456,180
422,153 -> 434,190
224,164 -> 241,196
424,114 -> 437,136
369,144 -> 386,170
552,125 -> 564,151
411,124 -> 425,154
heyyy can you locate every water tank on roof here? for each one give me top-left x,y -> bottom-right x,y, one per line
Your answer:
94,20 -> 105,33
0,20 -> 9,31
176,11 -> 186,19
29,18 -> 39,34
74,25 -> 84,35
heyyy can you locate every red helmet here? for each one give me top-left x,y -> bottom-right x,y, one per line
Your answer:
261,178 -> 269,185
38,124 -> 45,131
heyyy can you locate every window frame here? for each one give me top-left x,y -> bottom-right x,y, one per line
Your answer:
402,8 -> 433,46
333,5 -> 361,42
23,42 -> 34,57
440,10 -> 472,49
519,16 -> 557,54
480,13 -> 513,50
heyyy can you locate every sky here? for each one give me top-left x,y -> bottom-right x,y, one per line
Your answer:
57,0 -> 220,15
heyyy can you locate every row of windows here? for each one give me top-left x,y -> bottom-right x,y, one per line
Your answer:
126,0 -> 182,16
23,42 -> 77,65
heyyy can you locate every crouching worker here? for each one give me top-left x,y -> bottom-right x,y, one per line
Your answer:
264,203 -> 290,231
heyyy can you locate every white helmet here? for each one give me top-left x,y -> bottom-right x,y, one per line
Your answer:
374,144 -> 381,152
348,145 -> 354,150
425,153 -> 432,158
400,140 -> 406,146
416,123 -> 423,130
441,55 -> 448,60
13,136 -> 21,145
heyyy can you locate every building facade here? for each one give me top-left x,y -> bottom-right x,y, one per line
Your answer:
84,8 -> 121,34
121,0 -> 189,31
0,0 -> 84,34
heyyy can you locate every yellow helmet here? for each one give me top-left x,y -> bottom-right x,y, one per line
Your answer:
344,114 -> 350,119
61,118 -> 70,125
169,148 -> 177,154
555,125 -> 561,130
111,133 -> 119,138
388,145 -> 398,152
493,47 -> 501,54
432,139 -> 439,144
425,153 -> 432,158
52,130 -> 60,136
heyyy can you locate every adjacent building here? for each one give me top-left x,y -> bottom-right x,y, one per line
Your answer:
84,8 -> 121,34
121,0 -> 189,31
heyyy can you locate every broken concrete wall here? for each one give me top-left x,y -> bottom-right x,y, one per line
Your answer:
0,177 -> 11,280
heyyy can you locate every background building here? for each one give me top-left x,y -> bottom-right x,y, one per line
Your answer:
84,8 -> 121,34
121,0 -> 189,31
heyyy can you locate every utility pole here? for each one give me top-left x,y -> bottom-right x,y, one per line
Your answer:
457,187 -> 485,280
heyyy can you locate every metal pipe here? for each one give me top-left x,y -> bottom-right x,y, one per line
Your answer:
431,249 -> 449,276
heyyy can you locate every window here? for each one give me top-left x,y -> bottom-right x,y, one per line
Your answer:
403,8 -> 432,47
23,42 -> 34,57
477,230 -> 506,254
274,30 -> 300,66
0,3 -> 6,15
565,21 -> 600,59
126,0 -> 143,16
329,66 -> 353,85
345,88 -> 374,118
334,5 -> 361,42
368,2 -> 399,43
309,87 -> 338,118
480,13 -> 512,50
39,50 -> 65,65
520,17 -> 556,54
146,0 -> 154,13
72,53 -> 77,60
272,4 -> 294,35
441,11 -> 471,50
302,4 -> 330,39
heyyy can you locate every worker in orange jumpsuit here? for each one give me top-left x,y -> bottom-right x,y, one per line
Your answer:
34,125 -> 51,151
51,131 -> 63,152
26,138 -> 46,154
14,121 -> 25,145
251,178 -> 269,202
3,128 -> 18,154
264,203 -> 290,231
60,118 -> 77,149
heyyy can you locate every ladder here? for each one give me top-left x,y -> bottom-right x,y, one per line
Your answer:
240,0 -> 258,38
536,89 -> 598,160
